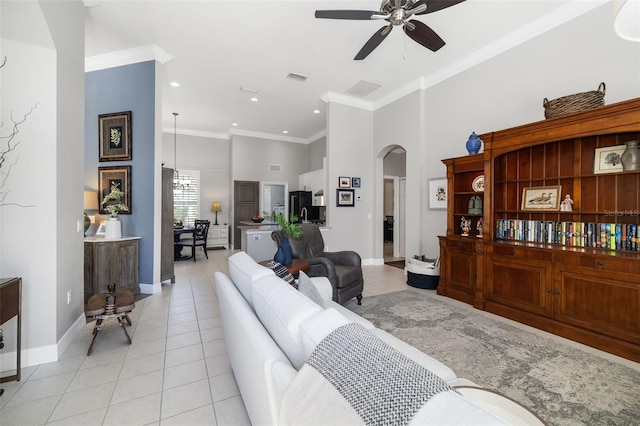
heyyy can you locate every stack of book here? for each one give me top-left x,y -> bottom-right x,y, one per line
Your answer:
495,219 -> 639,251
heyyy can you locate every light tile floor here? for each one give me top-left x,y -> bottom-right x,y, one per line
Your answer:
0,248 -> 408,426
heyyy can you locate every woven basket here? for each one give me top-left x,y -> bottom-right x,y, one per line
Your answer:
543,82 -> 605,119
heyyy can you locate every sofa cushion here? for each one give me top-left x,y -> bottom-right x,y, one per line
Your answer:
299,308 -> 351,357
264,260 -> 297,288
297,271 -> 324,307
251,274 -> 324,369
228,251 -> 274,309
369,328 -> 457,383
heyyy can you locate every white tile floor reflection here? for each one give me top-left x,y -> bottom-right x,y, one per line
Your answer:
0,249 -> 407,425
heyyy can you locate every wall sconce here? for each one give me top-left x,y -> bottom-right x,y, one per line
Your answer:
211,201 -> 222,226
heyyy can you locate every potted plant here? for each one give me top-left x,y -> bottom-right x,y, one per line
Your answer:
274,213 -> 302,264
101,182 -> 128,238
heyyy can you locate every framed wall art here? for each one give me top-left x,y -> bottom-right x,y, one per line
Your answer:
338,176 -> 351,188
428,178 -> 447,210
351,177 -> 361,188
336,189 -> 355,207
99,166 -> 132,215
521,185 -> 561,211
593,145 -> 625,174
99,111 -> 132,161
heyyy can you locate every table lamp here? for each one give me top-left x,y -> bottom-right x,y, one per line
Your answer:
211,201 -> 222,225
84,191 -> 99,236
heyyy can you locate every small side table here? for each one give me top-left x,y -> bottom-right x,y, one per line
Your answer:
0,277 -> 21,385
259,258 -> 310,278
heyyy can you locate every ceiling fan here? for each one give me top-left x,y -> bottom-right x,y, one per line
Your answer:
315,0 -> 466,60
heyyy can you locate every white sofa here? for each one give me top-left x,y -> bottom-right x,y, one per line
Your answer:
215,252 -> 543,425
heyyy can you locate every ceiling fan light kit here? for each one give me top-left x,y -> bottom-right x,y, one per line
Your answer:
315,0 -> 466,60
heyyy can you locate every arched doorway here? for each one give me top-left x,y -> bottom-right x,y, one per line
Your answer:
381,146 -> 406,262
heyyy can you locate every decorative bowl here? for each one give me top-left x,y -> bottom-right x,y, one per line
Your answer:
252,217 -> 264,223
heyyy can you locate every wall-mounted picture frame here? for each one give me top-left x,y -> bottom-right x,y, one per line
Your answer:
593,145 -> 625,174
428,178 -> 447,210
99,166 -> 132,215
521,185 -> 561,211
336,188 -> 355,207
338,176 -> 351,188
99,111 -> 132,162
351,177 -> 361,188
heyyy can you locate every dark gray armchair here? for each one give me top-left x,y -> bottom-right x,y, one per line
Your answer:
271,223 -> 363,305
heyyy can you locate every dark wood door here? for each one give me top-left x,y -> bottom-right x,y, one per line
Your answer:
234,180 -> 259,249
161,168 -> 175,282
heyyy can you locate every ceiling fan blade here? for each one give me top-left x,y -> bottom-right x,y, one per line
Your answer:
414,0 -> 466,15
315,10 -> 382,20
404,20 -> 446,52
354,25 -> 393,60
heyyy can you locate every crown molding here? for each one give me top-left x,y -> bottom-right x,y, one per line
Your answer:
85,44 -> 174,72
229,128 -> 308,144
320,91 -> 374,111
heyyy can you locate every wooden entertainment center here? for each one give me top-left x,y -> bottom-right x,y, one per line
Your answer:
438,98 -> 640,362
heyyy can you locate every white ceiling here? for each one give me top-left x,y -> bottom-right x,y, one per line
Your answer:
83,0 -> 611,143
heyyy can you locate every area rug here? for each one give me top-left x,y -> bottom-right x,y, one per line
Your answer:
384,260 -> 405,269
345,290 -> 640,426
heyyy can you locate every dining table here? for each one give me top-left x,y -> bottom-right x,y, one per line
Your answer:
174,227 -> 194,260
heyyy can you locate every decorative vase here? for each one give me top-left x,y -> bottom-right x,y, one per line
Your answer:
105,217 -> 122,239
621,140 -> 640,171
274,237 -> 292,264
83,213 -> 91,236
465,132 -> 482,155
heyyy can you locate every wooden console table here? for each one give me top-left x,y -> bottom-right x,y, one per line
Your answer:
259,258 -> 310,277
0,277 -> 21,383
84,236 -> 140,302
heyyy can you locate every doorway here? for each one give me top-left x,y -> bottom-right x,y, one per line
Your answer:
233,180 -> 259,249
382,147 -> 406,263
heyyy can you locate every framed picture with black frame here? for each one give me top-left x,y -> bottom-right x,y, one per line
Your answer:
338,176 -> 351,188
336,188 -> 355,207
99,111 -> 132,161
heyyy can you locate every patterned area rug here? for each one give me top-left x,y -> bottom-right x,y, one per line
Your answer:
345,290 -> 640,426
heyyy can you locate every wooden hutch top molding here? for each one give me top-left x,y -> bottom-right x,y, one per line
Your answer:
480,97 -> 640,158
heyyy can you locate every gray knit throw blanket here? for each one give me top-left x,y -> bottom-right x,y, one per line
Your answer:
306,323 -> 457,425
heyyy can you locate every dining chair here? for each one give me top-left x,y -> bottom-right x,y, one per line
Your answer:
176,219 -> 210,262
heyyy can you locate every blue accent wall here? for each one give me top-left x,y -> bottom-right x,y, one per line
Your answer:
85,61 -> 156,284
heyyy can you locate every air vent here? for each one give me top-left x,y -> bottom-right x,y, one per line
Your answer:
240,86 -> 259,94
286,73 -> 308,82
269,164 -> 281,172
346,80 -> 381,97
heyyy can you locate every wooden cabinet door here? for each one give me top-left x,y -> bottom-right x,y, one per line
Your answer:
485,245 -> 553,317
556,264 -> 640,344
438,237 -> 480,305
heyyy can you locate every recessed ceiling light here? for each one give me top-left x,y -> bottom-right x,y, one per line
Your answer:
250,97 -> 258,102
313,109 -> 320,114
232,123 -> 238,126
282,130 -> 288,134
170,81 -> 180,87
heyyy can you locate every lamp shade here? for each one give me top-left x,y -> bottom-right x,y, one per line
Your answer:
84,191 -> 99,210
211,202 -> 222,212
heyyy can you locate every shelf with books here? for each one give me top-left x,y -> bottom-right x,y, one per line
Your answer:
441,97 -> 640,362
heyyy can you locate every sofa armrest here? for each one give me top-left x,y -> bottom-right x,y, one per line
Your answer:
323,250 -> 361,267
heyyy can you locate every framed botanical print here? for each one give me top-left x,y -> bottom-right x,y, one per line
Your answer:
99,111 -> 132,161
98,166 -> 132,215
428,178 -> 447,209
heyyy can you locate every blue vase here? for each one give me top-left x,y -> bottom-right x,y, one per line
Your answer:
465,132 -> 482,155
274,238 -> 292,264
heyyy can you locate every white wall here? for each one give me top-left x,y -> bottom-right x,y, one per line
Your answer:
419,1 -> 640,257
325,102 -> 375,258
0,0 -> 85,368
162,132 -> 230,226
